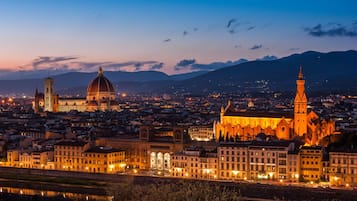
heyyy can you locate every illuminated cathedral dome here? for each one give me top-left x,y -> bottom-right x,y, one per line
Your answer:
86,67 -> 116,102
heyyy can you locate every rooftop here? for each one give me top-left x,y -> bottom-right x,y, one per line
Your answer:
55,140 -> 87,147
85,146 -> 123,153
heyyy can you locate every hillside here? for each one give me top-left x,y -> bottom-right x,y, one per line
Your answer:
0,50 -> 356,96
170,50 -> 357,94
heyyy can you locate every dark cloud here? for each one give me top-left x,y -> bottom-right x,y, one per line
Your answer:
177,59 -> 196,67
163,38 -> 171,42
175,59 -> 196,71
250,44 -> 263,50
234,44 -> 242,48
256,55 -> 278,61
289,47 -> 300,51
193,27 -> 198,31
31,56 -> 78,70
227,18 -> 236,28
134,63 -> 142,71
226,19 -> 253,34
247,26 -> 255,31
102,61 -> 157,71
304,23 -> 357,37
174,58 -> 248,72
149,63 -> 164,70
183,31 -> 188,36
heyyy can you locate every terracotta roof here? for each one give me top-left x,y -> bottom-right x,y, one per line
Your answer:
55,140 -> 87,147
224,110 -> 293,118
85,146 -> 123,153
87,68 -> 115,94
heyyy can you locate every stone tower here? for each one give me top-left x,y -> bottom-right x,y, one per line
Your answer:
294,66 -> 307,136
44,77 -> 54,112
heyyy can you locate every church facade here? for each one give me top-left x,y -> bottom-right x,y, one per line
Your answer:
34,67 -> 120,113
214,67 -> 335,145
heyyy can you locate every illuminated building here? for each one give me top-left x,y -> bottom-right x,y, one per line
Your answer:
299,146 -> 323,182
214,67 -> 335,144
83,146 -> 125,173
96,126 -> 187,172
34,67 -> 120,112
287,150 -> 300,182
217,141 -> 297,181
54,141 -> 90,171
6,150 -> 54,169
6,150 -> 19,167
170,148 -> 218,179
188,126 -> 214,141
54,140 -> 125,173
329,150 -> 357,187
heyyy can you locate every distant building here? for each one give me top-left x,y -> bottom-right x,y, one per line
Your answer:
214,67 -> 335,144
34,67 -> 120,112
188,126 -> 214,141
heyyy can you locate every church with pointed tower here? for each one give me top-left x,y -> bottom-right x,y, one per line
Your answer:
214,67 -> 335,145
34,67 -> 120,112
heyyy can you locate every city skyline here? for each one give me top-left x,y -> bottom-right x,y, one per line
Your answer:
0,0 -> 356,75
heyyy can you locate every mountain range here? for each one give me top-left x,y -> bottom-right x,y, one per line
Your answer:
0,50 -> 356,96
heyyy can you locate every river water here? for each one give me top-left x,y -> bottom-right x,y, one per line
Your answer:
0,186 -> 112,201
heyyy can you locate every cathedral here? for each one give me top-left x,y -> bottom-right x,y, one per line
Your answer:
34,67 -> 120,112
214,67 -> 335,145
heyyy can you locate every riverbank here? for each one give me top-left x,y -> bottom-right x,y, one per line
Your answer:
0,167 -> 357,201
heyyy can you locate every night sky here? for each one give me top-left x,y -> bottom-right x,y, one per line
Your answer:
0,0 -> 356,74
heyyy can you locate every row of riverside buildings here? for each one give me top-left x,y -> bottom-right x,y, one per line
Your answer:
4,138 -> 357,187
6,141 -> 126,174
170,141 -> 357,187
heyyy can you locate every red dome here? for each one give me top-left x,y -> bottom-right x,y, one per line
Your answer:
87,67 -> 115,95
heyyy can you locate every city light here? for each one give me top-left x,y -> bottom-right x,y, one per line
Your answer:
0,1 -> 355,201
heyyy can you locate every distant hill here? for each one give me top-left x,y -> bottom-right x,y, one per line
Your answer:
0,50 -> 356,96
168,50 -> 357,94
0,70 -> 207,96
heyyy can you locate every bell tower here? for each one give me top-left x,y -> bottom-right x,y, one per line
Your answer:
44,77 -> 54,112
294,66 -> 307,136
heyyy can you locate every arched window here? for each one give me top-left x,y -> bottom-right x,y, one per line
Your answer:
157,152 -> 163,170
164,153 -> 170,170
150,152 -> 157,169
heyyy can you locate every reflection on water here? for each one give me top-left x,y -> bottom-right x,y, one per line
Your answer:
0,186 -> 112,201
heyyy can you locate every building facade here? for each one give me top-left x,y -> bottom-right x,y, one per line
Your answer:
188,126 -> 214,141
54,140 -> 125,173
329,150 -> 357,187
96,126 -> 187,173
299,146 -> 323,182
170,148 -> 218,179
217,141 -> 297,181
